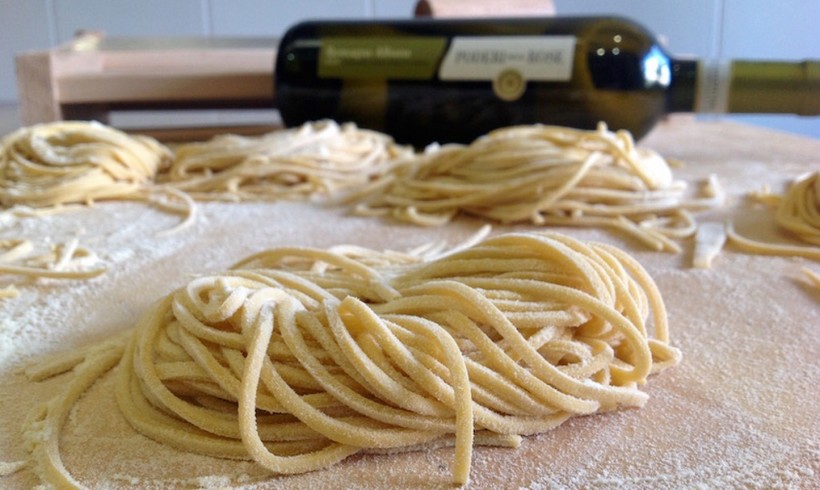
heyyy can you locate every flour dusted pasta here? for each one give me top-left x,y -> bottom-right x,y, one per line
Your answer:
352,123 -> 722,252
0,238 -> 106,298
164,120 -> 412,201
0,122 -> 190,284
728,171 -> 820,263
0,121 -> 171,208
775,171 -> 820,246
0,204 -> 108,297
2,120 -> 724,252
23,231 -> 679,487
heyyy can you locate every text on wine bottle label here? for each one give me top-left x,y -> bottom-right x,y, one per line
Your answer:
439,36 -> 576,83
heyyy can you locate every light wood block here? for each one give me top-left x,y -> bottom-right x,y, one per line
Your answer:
414,0 -> 555,17
15,31 -> 277,137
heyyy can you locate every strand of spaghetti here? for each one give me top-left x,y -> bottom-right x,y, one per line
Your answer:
726,222 -> 820,260
231,247 -> 400,302
802,267 -> 820,288
0,238 -> 105,283
382,314 -> 570,426
640,211 -> 698,239
427,321 -> 568,416
115,333 -> 259,459
531,214 -> 676,252
52,238 -> 80,270
0,239 -> 33,262
257,320 -> 445,449
0,262 -> 106,279
377,298 -> 602,414
727,172 -> 819,263
237,294 -> 360,473
136,306 -> 249,438
23,342 -> 125,489
141,186 -> 198,236
25,330 -> 133,381
408,279 -> 651,389
325,301 -> 452,417
283,308 -> 457,432
340,299 -> 473,485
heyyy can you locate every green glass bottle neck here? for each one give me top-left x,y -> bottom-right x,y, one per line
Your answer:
666,59 -> 698,113
667,59 -> 820,116
726,60 -> 820,115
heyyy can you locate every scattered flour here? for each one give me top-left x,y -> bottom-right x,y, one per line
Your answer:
1,121 -> 819,489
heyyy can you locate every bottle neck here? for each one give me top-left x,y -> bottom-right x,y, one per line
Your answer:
669,59 -> 820,115
666,59 -> 698,113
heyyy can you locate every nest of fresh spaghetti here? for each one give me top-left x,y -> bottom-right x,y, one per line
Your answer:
24,230 -> 681,486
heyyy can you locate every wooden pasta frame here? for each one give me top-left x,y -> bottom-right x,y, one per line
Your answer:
415,0 -> 555,18
14,31 -> 278,140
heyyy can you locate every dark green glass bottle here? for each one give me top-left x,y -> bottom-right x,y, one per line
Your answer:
274,17 -> 818,146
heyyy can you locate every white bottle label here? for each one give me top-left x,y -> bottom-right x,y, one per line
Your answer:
439,36 -> 576,83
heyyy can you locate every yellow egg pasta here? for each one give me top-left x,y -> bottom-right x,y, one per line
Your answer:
0,238 -> 106,298
23,231 -> 680,487
351,123 -> 722,252
0,121 -> 171,208
728,171 -> 820,263
164,120 -> 413,201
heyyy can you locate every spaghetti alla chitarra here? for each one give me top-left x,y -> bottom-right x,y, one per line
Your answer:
22,231 -> 680,487
0,121 -> 172,294
0,119 -> 408,297
0,120 -> 412,235
2,120 -> 724,256
164,120 -> 413,202
350,123 -> 723,253
0,121 -> 171,208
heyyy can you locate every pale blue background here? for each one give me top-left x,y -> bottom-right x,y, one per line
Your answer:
0,0 -> 817,137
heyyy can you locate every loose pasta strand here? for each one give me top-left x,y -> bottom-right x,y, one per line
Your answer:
0,238 -> 106,294
726,172 -> 820,270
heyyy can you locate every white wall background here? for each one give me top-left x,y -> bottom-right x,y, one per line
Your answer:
0,0 -> 818,137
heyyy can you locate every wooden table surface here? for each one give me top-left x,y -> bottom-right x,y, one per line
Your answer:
0,118 -> 818,489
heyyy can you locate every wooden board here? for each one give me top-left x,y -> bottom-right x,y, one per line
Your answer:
0,119 -> 818,489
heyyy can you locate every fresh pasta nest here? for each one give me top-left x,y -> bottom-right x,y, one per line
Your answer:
164,119 -> 413,201
775,171 -> 820,245
725,170 -> 820,264
25,231 -> 681,487
0,121 -> 171,208
353,123 -> 722,251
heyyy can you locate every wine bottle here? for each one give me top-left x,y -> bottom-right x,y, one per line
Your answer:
274,16 -> 819,146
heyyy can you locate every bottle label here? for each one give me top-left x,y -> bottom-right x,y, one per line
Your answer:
318,37 -> 448,79
439,36 -> 575,100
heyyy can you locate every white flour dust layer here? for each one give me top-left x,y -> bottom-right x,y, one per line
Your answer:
1,121 -> 819,489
